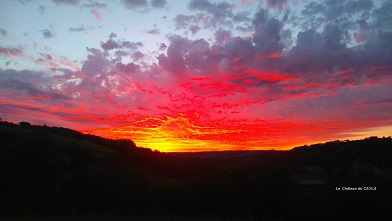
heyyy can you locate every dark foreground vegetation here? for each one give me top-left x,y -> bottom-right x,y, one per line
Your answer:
1,120 -> 392,220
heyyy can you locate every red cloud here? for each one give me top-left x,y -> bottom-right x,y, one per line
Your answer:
0,46 -> 24,58
91,9 -> 101,20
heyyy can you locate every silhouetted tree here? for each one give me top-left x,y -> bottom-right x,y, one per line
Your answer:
19,121 -> 31,127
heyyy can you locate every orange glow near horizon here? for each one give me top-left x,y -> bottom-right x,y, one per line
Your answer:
80,113 -> 392,152
81,113 -> 291,152
84,124 -> 392,152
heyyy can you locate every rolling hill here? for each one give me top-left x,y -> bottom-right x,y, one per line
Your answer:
1,120 -> 391,220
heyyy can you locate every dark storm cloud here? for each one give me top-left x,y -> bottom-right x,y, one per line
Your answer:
121,0 -> 148,10
151,0 -> 167,8
41,29 -> 56,38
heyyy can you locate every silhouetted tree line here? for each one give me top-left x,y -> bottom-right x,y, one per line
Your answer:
0,120 -> 391,220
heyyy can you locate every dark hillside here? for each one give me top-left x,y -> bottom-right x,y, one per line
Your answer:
1,120 -> 391,220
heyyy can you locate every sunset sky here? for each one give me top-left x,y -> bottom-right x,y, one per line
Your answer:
1,0 -> 391,152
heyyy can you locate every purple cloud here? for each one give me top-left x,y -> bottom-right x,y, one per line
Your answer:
51,0 -> 80,6
121,0 -> 148,10
189,25 -> 200,35
188,0 -> 234,23
151,0 -> 167,8
265,0 -> 290,10
41,29 -> 56,38
82,2 -> 107,8
215,28 -> 232,44
100,34 -> 143,51
252,9 -> 284,56
69,26 -> 85,32
145,28 -> 160,35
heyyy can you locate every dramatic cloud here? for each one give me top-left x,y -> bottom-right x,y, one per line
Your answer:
251,9 -> 284,56
1,0 -> 391,151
